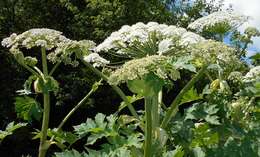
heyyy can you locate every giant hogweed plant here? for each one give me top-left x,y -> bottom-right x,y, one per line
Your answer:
1,28 -> 141,157
2,11 -> 259,157
66,20 -> 246,156
1,29 -> 105,157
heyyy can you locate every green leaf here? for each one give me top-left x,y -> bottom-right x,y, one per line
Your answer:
16,75 -> 37,95
15,96 -> 42,122
180,87 -> 203,105
54,149 -> 89,157
192,147 -> 205,157
117,95 -> 143,113
73,113 -> 142,154
163,146 -> 184,157
127,73 -> 164,97
73,113 -> 115,145
169,56 -> 196,73
185,103 -> 220,125
0,122 -> 27,141
32,128 -> 78,149
49,129 -> 79,146
191,123 -> 219,147
37,76 -> 59,93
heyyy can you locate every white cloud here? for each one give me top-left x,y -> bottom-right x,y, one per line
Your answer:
222,0 -> 260,56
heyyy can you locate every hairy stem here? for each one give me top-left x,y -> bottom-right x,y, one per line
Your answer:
38,48 -> 50,157
80,58 -> 139,120
57,83 -> 99,131
41,48 -> 48,75
144,96 -> 153,157
22,64 -> 41,78
161,65 -> 207,129
151,93 -> 159,130
49,62 -> 61,76
50,80 -> 101,142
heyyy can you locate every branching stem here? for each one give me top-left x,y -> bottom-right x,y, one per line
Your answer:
161,65 -> 207,129
80,58 -> 139,120
38,48 -> 50,157
144,96 -> 153,157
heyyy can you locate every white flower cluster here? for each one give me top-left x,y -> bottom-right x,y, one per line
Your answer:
48,39 -> 96,67
188,11 -> 248,33
83,53 -> 110,67
108,55 -> 180,85
1,28 -> 68,51
190,40 -> 241,67
96,22 -> 205,56
2,28 -> 96,67
243,66 -> 260,83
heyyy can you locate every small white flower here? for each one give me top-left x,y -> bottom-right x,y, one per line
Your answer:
96,22 -> 200,57
188,11 -> 248,33
243,66 -> 260,83
83,53 -> 110,67
158,39 -> 173,55
179,32 -> 205,46
2,28 -> 96,67
35,39 -> 47,47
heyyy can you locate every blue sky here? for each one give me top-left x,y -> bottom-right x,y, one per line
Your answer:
216,0 -> 260,57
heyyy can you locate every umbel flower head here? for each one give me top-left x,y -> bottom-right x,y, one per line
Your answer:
96,22 -> 205,57
2,28 -> 96,67
190,40 -> 241,67
243,66 -> 260,83
83,53 -> 110,67
108,55 -> 180,85
188,11 -> 248,33
2,28 -> 68,50
48,39 -> 96,67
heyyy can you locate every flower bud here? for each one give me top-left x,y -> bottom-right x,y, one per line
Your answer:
210,79 -> 220,91
24,57 -> 38,66
34,78 -> 43,93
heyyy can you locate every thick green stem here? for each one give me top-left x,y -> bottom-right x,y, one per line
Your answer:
151,94 -> 159,130
144,96 -> 153,157
80,58 -> 139,120
38,93 -> 50,157
41,48 -> 48,75
38,47 -> 50,157
161,65 -> 207,129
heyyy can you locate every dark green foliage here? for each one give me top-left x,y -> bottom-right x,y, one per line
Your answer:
127,73 -> 165,97
69,113 -> 143,156
0,0 -> 230,156
15,96 -> 42,122
180,87 -> 203,105
164,0 -> 223,28
250,53 -> 260,66
0,121 -> 26,141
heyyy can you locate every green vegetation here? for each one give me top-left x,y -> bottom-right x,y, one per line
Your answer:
0,0 -> 259,157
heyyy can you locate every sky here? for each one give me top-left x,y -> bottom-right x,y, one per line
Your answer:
218,0 -> 260,56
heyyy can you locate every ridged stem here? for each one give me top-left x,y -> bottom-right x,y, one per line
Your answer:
38,48 -> 50,157
161,65 -> 207,129
80,58 -> 139,120
144,96 -> 153,157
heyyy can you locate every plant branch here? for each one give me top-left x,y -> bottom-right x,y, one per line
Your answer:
144,96 -> 153,157
50,79 -> 102,143
38,47 -> 50,157
151,93 -> 159,130
49,62 -> 61,76
80,58 -> 139,120
161,65 -> 208,129
41,48 -> 48,75
22,64 -> 41,78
